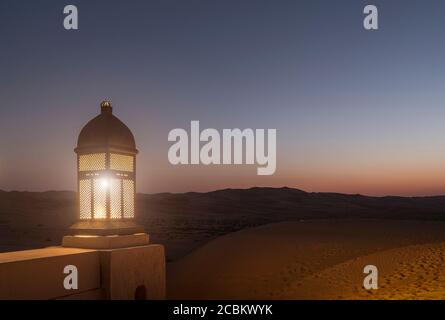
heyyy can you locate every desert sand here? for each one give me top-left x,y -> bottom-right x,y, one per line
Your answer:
3,189 -> 445,299
168,220 -> 445,299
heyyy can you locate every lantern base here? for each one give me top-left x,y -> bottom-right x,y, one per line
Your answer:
62,232 -> 149,250
69,220 -> 145,236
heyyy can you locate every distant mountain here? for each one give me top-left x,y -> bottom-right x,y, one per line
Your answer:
2,186 -> 445,225
1,187 -> 445,258
139,187 -> 445,221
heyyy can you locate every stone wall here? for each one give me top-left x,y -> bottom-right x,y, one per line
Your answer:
0,245 -> 165,300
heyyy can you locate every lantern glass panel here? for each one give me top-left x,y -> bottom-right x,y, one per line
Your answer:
79,179 -> 92,219
110,178 -> 122,219
110,153 -> 134,172
123,180 -> 135,218
93,178 -> 107,219
79,153 -> 106,171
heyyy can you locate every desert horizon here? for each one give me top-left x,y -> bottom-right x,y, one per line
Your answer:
5,185 -> 445,198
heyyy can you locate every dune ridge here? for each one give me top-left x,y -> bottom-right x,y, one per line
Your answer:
287,242 -> 445,299
168,220 -> 445,299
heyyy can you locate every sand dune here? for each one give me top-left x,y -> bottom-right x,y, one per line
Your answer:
286,242 -> 445,299
168,220 -> 445,299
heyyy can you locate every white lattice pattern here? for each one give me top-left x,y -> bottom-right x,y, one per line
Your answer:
79,179 -> 92,219
93,179 -> 107,219
123,180 -> 135,218
110,179 -> 122,219
79,153 -> 106,171
110,153 -> 134,172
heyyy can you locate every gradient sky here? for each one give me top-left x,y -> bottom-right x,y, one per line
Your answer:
2,0 -> 445,196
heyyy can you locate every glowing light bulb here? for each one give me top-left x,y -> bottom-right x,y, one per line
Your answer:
100,178 -> 109,189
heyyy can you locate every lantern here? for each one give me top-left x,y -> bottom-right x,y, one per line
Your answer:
70,101 -> 143,235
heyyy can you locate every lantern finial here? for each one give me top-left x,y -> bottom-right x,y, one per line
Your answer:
100,100 -> 112,114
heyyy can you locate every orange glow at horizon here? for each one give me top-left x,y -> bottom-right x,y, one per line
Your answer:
3,146 -> 445,197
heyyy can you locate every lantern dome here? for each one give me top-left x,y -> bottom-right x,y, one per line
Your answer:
75,101 -> 138,155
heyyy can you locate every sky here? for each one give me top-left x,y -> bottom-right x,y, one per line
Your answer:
1,0 -> 445,196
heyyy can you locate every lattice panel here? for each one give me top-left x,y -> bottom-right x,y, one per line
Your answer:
79,153 -> 106,171
79,179 -> 92,219
123,180 -> 135,218
110,179 -> 122,219
93,179 -> 107,219
110,153 -> 134,172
